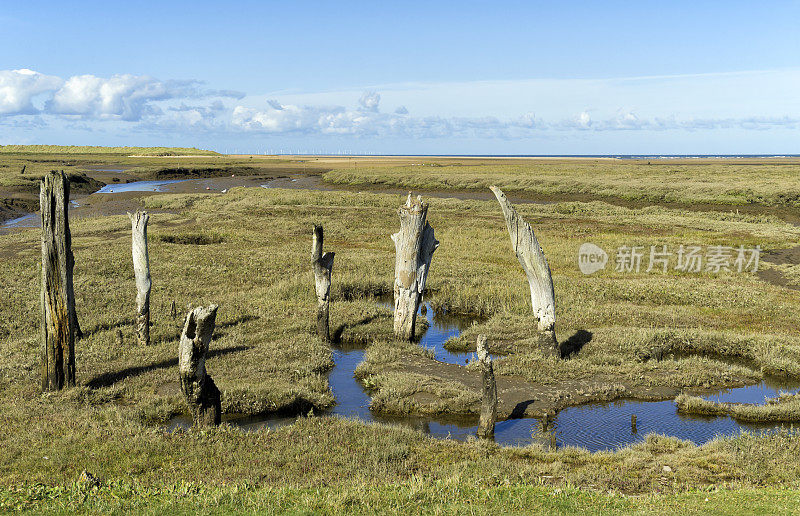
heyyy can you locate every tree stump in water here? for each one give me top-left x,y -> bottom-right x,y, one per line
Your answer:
128,211 -> 151,346
477,334 -> 497,438
391,193 -> 439,340
490,186 -> 558,353
40,171 -> 77,391
311,225 -> 334,342
178,305 -> 221,427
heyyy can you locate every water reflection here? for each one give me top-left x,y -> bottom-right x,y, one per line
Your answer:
96,180 -> 186,193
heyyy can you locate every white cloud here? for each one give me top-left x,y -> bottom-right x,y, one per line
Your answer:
0,69 -> 242,121
1,68 -> 799,145
46,74 -> 218,121
0,69 -> 62,115
358,90 -> 380,112
229,95 -> 800,139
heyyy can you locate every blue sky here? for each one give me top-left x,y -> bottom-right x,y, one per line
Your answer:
2,1 -> 799,154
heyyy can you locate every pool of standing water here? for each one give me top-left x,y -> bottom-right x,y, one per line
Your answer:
168,300 -> 800,451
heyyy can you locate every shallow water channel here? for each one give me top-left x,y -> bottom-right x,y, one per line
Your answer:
95,179 -> 187,194
169,300 -> 800,452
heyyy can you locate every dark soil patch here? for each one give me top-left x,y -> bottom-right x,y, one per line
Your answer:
758,246 -> 800,290
159,233 -> 224,245
337,282 -> 392,301
151,166 -> 262,179
66,172 -> 105,193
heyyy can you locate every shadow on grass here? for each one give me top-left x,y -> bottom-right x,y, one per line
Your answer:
83,318 -> 131,338
332,315 -> 379,344
559,330 -> 593,359
85,345 -> 251,389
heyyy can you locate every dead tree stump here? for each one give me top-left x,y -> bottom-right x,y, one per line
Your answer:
40,171 -> 77,391
128,211 -> 151,346
311,225 -> 334,342
178,305 -> 221,427
391,193 -> 439,340
477,334 -> 497,438
490,186 -> 558,352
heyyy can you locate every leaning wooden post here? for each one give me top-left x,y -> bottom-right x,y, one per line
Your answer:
477,334 -> 497,438
40,171 -> 77,391
311,225 -> 334,342
128,211 -> 151,346
178,305 -> 221,427
391,193 -> 439,340
490,186 -> 558,352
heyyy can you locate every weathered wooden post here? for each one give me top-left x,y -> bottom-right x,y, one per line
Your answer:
311,225 -> 334,342
476,334 -> 497,438
490,186 -> 558,352
391,193 -> 439,340
178,304 -> 221,427
40,171 -> 77,391
128,211 -> 151,346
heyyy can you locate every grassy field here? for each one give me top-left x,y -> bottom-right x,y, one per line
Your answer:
323,160 -> 800,208
3,151 -> 800,511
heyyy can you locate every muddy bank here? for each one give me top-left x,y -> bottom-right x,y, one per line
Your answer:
0,172 -> 104,225
396,353 -> 683,420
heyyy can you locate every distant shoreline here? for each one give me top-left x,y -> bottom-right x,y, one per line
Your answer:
230,153 -> 800,161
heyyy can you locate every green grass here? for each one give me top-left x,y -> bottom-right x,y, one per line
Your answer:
6,479 -> 800,514
676,392 -> 800,422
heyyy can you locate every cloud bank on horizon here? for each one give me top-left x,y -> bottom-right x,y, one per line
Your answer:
2,67 -> 799,151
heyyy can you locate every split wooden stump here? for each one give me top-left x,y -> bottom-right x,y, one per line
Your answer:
178,304 -> 221,427
391,193 -> 439,340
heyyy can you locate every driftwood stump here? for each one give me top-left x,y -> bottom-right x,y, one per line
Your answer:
128,211 -> 151,346
391,194 -> 439,340
178,305 -> 221,427
490,186 -> 558,352
477,334 -> 497,438
311,225 -> 334,342
40,171 -> 77,391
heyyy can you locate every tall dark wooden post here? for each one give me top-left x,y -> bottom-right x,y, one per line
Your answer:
40,171 -> 77,390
